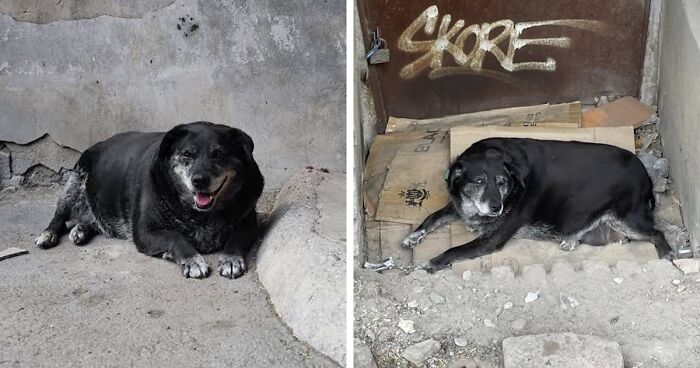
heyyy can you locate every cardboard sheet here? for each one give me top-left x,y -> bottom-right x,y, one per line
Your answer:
582,97 -> 654,128
450,126 -> 635,160
374,132 -> 450,225
386,101 -> 581,133
363,129 -> 449,217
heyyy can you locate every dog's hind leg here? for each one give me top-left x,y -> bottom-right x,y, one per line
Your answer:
402,205 -> 460,249
35,171 -> 84,249
611,211 -> 674,259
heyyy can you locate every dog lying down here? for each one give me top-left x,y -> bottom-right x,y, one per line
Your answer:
403,138 -> 674,273
35,122 -> 264,279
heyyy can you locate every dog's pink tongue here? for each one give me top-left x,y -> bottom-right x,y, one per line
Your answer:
195,192 -> 213,207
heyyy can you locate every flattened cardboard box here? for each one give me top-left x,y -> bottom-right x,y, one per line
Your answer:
363,129 -> 449,218
386,101 -> 581,133
374,129 -> 450,225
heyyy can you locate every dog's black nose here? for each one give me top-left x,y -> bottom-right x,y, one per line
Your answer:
489,203 -> 501,212
191,174 -> 210,190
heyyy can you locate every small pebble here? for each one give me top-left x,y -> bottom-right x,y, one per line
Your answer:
407,300 -> 419,308
483,318 -> 495,328
613,277 -> 623,284
672,279 -> 681,286
453,336 -> 469,347
525,291 -> 540,303
398,319 -> 415,334
503,301 -> 513,310
430,292 -> 446,304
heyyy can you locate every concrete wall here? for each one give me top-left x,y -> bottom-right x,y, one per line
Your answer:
0,0 -> 345,189
657,0 -> 700,256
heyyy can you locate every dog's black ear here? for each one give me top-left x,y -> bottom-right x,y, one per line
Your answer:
446,161 -> 465,190
158,124 -> 189,160
503,153 -> 529,189
228,128 -> 254,160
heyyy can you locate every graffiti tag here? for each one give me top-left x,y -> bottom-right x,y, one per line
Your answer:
398,5 -> 609,84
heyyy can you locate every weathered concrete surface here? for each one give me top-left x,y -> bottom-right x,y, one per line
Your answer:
502,333 -> 623,368
355,260 -> 700,368
658,0 -> 700,256
0,187 -> 338,367
0,0 -> 345,189
257,169 -> 346,366
0,1 -> 176,24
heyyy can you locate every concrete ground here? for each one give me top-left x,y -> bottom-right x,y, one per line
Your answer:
0,187 -> 338,367
355,260 -> 700,368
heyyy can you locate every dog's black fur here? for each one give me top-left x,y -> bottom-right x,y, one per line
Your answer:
35,122 -> 264,279
402,138 -> 673,273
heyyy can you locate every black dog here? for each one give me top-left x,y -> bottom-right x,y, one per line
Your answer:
35,122 -> 264,279
402,138 -> 673,273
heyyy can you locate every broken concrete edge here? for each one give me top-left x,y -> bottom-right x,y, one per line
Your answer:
255,168 -> 346,366
1,134 -> 81,189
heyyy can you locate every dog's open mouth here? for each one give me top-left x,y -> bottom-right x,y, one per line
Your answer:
193,177 -> 227,210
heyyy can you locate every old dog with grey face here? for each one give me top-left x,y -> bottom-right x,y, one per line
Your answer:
35,122 -> 264,279
403,138 -> 673,273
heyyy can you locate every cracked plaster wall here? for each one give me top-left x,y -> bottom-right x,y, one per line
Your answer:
0,0 -> 345,189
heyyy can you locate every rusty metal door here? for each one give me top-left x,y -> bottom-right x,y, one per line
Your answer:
358,0 -> 650,129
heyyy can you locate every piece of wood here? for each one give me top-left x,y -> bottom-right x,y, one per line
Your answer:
581,96 -> 654,128
364,218 -> 382,264
386,101 -> 582,133
0,247 -> 29,261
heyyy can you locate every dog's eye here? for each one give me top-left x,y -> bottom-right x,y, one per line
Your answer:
474,178 -> 485,184
181,150 -> 193,159
211,149 -> 224,160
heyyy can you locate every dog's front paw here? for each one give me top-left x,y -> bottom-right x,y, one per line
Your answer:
69,224 -> 89,245
417,258 -> 450,274
180,254 -> 209,279
34,230 -> 59,249
559,239 -> 579,251
218,255 -> 247,279
402,230 -> 427,249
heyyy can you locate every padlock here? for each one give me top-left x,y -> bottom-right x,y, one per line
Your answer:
368,38 -> 390,64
